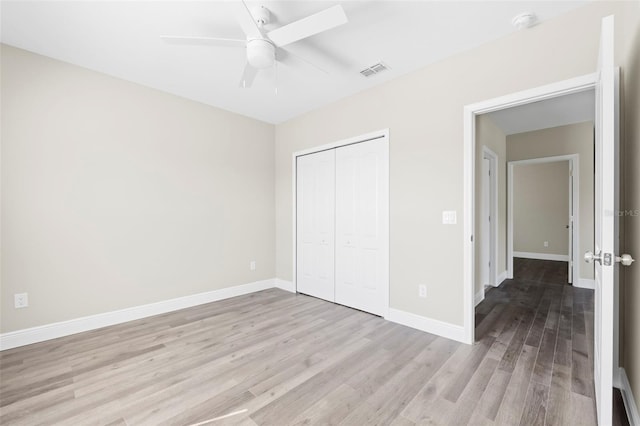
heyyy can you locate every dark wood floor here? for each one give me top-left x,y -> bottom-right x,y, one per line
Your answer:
0,259 -> 623,425
475,258 -> 597,425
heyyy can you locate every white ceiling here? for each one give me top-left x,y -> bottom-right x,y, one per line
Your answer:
487,89 -> 595,135
1,1 -> 591,124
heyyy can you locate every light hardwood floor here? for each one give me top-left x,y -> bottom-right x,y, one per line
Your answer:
1,260 -> 599,425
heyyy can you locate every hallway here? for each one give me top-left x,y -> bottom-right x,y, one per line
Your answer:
475,258 -> 596,424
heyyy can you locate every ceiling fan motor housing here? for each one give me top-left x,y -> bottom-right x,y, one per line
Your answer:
247,39 -> 275,69
251,6 -> 270,26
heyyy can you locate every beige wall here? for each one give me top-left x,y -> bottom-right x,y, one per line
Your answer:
1,46 -> 276,333
621,0 -> 640,412
475,115 -> 506,297
507,122 -> 594,280
275,1 -> 637,326
513,162 -> 570,256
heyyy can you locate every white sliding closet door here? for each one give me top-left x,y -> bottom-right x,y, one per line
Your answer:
335,139 -> 389,316
296,150 -> 335,302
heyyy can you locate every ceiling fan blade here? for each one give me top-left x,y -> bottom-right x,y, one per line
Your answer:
267,5 -> 347,47
160,35 -> 245,48
234,0 -> 263,40
239,62 -> 258,88
277,49 -> 328,75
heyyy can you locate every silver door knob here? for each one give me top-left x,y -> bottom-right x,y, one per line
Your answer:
584,251 -> 601,263
615,254 -> 635,266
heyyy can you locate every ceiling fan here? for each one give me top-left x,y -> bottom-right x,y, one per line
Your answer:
160,2 -> 348,88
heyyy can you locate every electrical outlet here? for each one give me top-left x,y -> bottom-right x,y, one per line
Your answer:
418,285 -> 427,298
14,293 -> 28,309
544,241 -> 549,247
250,260 -> 256,271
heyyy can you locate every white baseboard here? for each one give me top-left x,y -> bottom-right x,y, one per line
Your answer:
574,278 -> 595,290
615,367 -> 623,389
513,251 -> 570,262
618,367 -> 640,426
2,279 -> 468,351
274,278 -> 295,293
387,308 -> 466,344
496,271 -> 508,286
0,278 -> 276,351
475,290 -> 484,306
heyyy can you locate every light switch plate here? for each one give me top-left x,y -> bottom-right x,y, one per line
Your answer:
442,210 -> 457,225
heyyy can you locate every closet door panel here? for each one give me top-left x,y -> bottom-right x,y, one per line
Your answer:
335,139 -> 388,316
296,150 -> 335,302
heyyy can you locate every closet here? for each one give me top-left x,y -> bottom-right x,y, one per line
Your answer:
295,135 -> 389,316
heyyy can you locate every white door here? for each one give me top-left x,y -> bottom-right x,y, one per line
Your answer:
335,139 -> 389,316
589,15 -> 617,425
296,150 -> 335,302
568,166 -> 573,284
481,157 -> 491,287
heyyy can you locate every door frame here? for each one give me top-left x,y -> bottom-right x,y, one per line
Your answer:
292,128 -> 390,318
507,155 -> 579,286
463,73 -> 596,345
481,146 -> 499,291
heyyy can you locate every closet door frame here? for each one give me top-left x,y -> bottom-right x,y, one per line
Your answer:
292,128 -> 390,318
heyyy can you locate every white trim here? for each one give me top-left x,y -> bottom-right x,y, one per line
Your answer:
497,270 -> 508,286
274,278 -> 295,293
0,279 -> 276,351
507,155 -> 579,285
387,308 -> 466,344
482,146 -> 499,288
292,129 -> 388,158
513,251 -> 570,262
618,367 -> 640,426
463,73 -> 597,345
475,290 -> 484,306
292,129 -> 390,318
574,278 -> 596,290
615,366 -> 623,389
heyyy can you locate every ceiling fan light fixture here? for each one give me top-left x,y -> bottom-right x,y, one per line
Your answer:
247,39 -> 275,69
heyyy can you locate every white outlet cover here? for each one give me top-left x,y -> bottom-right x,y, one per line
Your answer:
14,293 -> 28,308
250,261 -> 256,271
419,285 -> 427,298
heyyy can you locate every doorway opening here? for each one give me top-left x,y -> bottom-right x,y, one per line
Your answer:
478,147 -> 498,304
508,155 -> 580,286
463,74 -> 598,345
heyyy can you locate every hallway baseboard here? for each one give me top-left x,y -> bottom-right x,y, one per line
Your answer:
475,290 -> 484,306
575,279 -> 596,290
618,367 -> 640,426
513,251 -> 570,262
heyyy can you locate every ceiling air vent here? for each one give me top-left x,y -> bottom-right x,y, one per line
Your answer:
359,62 -> 390,77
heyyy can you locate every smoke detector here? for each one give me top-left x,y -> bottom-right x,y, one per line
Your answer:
512,12 -> 537,30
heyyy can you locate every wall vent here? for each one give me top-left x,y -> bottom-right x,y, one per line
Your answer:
359,62 -> 390,77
